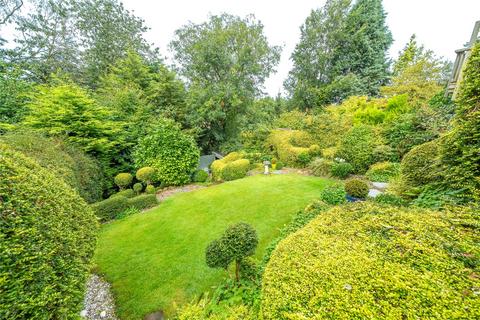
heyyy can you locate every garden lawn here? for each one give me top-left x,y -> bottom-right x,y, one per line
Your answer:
94,174 -> 333,319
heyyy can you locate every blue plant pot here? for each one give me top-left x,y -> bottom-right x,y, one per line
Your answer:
346,195 -> 363,202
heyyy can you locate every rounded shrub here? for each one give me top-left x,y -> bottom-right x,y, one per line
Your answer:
145,185 -> 156,194
110,188 -> 135,199
114,172 -> 133,189
366,161 -> 400,182
91,196 -> 129,222
127,194 -> 158,211
0,144 -> 98,318
133,119 -> 200,186
275,161 -> 284,170
309,158 -> 333,177
136,166 -> 156,185
336,125 -> 379,173
372,144 -> 397,163
401,140 -> 439,188
1,131 -> 104,203
193,169 -> 209,183
133,182 -> 143,194
262,203 -> 480,319
330,161 -> 353,179
345,178 -> 369,199
221,159 -> 250,181
320,184 -> 347,205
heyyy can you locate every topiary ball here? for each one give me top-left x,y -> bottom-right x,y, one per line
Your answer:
345,178 -> 369,199
145,184 -> 156,194
114,172 -> 133,189
133,182 -> 143,194
136,167 -> 156,184
0,144 -> 98,318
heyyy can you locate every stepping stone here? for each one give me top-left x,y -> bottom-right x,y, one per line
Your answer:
372,182 -> 388,190
368,189 -> 383,198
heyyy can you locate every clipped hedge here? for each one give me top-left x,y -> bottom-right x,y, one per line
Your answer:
266,130 -> 318,167
127,194 -> 158,211
211,152 -> 250,181
222,159 -> 250,181
400,140 -> 439,188
1,130 -> 104,203
366,161 -> 400,182
110,189 -> 135,199
262,203 -> 480,319
91,196 -> 129,222
0,144 -> 98,318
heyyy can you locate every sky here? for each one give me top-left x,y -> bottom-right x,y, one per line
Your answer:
120,0 -> 480,96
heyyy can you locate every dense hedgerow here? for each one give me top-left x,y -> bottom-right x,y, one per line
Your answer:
366,161 -> 400,182
127,194 -> 158,211
110,189 -> 135,199
133,119 -> 200,186
0,144 -> 98,319
1,131 -> 104,203
262,203 -> 480,319
211,152 -> 250,181
91,196 -> 129,222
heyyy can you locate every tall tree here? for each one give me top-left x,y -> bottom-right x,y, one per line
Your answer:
333,0 -> 392,96
170,14 -> 281,151
285,0 -> 352,109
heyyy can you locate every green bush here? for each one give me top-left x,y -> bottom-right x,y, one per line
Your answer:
1,130 -> 104,203
133,119 -> 200,186
222,159 -> 250,181
261,203 -> 480,319
400,140 -> 439,188
91,196 -> 129,222
127,194 -> 158,211
136,166 -> 156,185
145,185 -> 156,194
114,173 -> 133,189
266,130 -> 318,167
133,182 -> 143,194
373,193 -> 407,206
366,161 -> 400,182
336,125 -> 380,173
309,158 -> 333,177
372,144 -> 397,163
211,152 -> 243,180
330,161 -> 353,179
320,184 -> 347,205
345,178 -> 369,199
110,188 -> 136,199
275,161 -> 284,170
193,169 -> 209,183
0,144 -> 98,319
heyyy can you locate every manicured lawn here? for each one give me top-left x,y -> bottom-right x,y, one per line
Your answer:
94,174 -> 333,319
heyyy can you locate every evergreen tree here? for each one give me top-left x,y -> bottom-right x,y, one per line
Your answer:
439,42 -> 480,201
333,0 -> 392,96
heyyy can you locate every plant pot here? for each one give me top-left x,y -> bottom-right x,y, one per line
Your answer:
272,164 -> 277,170
346,195 -> 363,202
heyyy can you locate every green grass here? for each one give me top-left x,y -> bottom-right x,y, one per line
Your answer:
94,174 -> 333,319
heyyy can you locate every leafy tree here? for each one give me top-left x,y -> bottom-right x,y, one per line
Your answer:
332,0 -> 392,96
285,0 -> 352,109
382,35 -> 451,103
170,14 -> 281,151
439,42 -> 480,201
0,0 -> 23,26
22,80 -> 120,160
205,222 -> 258,281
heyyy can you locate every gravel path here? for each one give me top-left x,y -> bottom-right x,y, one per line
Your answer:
156,184 -> 206,201
81,274 -> 118,320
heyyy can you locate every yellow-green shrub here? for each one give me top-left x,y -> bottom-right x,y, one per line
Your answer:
266,130 -> 318,167
400,140 -> 439,188
221,159 -> 250,181
0,144 -> 98,318
261,203 -> 480,319
366,161 -> 400,182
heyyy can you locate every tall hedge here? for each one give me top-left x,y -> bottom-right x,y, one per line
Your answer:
0,144 -> 98,318
1,131 -> 104,203
439,42 -> 480,201
133,119 -> 200,186
261,203 -> 480,319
